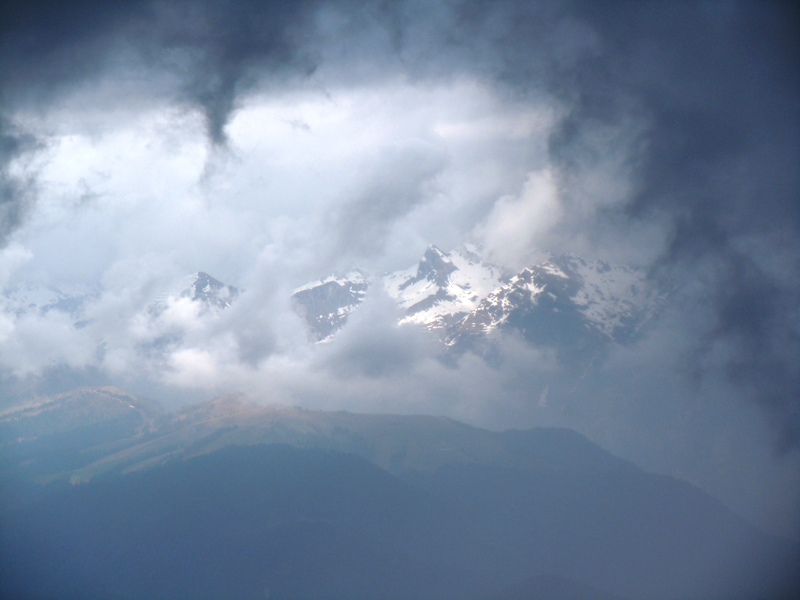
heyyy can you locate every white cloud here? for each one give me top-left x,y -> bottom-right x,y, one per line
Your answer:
0,242 -> 32,287
166,347 -> 223,389
0,310 -> 95,376
477,168 -> 563,267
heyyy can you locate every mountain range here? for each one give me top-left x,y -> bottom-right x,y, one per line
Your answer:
1,386 -> 797,600
2,246 -> 663,366
293,245 -> 665,358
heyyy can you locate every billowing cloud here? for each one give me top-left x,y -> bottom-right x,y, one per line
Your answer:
477,168 -> 562,267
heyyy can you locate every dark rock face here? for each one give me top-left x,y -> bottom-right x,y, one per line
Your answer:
292,275 -> 369,341
400,245 -> 459,291
184,271 -> 239,310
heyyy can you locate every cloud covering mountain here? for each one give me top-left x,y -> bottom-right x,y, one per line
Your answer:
0,0 -> 798,538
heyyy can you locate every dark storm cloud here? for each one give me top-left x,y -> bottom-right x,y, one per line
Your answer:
0,118 -> 39,248
1,0 -> 325,144
0,0 -> 153,101
380,0 -> 799,448
1,0 -> 149,246
0,0 -> 330,245
483,1 -> 800,449
575,1 -> 800,449
153,0 -> 323,146
706,254 -> 800,452
0,0 -> 148,246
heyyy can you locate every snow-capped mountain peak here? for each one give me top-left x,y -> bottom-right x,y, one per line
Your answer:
148,271 -> 239,318
405,245 -> 457,288
384,245 -> 508,330
2,271 -> 238,336
293,246 -> 665,354
182,271 -> 239,310
292,269 -> 370,341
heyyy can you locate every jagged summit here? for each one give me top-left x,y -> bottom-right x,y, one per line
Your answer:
1,271 -> 240,366
386,245 -> 508,330
2,253 -> 662,366
182,271 -> 239,310
293,245 -> 664,355
406,245 -> 457,288
148,271 -> 238,313
292,270 -> 370,342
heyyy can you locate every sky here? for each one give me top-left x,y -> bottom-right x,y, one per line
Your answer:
1,1 -> 799,536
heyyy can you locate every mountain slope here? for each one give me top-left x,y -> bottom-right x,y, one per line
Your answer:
1,444 -> 466,600
44,393 -> 633,482
0,387 -> 163,481
2,405 -> 797,600
485,574 -> 630,600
